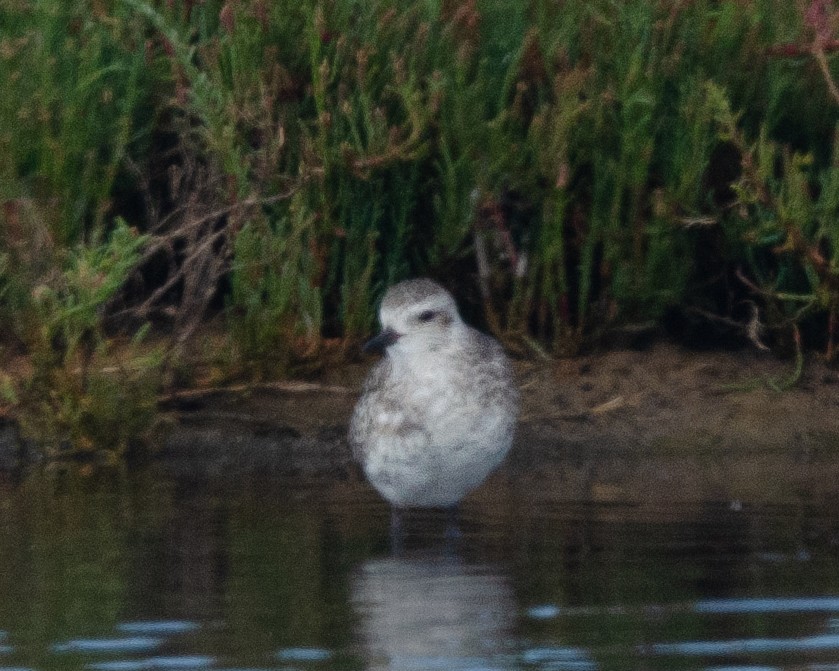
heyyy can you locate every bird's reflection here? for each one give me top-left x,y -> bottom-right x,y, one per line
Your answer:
351,552 -> 515,670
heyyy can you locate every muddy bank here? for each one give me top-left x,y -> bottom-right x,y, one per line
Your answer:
157,343 -> 839,505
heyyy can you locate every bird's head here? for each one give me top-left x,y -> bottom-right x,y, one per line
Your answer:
363,278 -> 463,357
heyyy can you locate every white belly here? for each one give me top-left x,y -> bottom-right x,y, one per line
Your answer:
352,335 -> 518,509
361,408 -> 513,508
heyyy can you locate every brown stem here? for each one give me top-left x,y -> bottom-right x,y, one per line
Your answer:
811,40 -> 839,106
767,39 -> 839,56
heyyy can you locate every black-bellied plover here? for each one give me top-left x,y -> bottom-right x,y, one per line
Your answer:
349,278 -> 518,540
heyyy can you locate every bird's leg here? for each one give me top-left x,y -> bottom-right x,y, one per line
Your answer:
390,507 -> 405,556
444,505 -> 462,543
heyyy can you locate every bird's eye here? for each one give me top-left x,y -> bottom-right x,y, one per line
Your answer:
418,310 -> 436,323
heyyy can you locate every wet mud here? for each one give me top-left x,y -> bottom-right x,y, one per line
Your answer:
160,343 -> 839,505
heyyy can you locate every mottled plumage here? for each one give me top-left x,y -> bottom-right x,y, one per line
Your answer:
349,278 -> 518,508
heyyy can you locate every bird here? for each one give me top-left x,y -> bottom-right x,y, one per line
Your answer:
349,278 -> 518,545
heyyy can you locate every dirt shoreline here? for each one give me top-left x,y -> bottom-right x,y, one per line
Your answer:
152,343 -> 839,505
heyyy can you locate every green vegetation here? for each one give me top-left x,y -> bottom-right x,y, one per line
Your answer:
2,0 -> 839,453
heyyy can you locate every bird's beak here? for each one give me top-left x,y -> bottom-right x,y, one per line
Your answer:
363,328 -> 400,354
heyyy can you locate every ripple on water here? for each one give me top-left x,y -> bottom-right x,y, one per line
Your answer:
384,655 -> 512,671
525,604 -> 562,620
520,646 -> 596,670
86,655 -> 216,671
142,657 -> 216,670
85,662 -> 148,671
648,633 -> 839,656
522,595 -> 839,620
275,647 -> 333,663
694,596 -> 839,614
53,638 -> 164,654
116,622 -> 201,636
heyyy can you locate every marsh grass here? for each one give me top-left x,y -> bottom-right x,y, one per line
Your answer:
2,0 -> 839,453
4,217 -> 162,456
0,1 -> 151,244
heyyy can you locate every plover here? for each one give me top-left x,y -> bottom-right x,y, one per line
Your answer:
349,278 -> 518,521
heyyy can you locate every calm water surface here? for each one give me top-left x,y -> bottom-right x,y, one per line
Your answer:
0,460 -> 838,671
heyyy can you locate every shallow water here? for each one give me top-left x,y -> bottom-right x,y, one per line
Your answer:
0,463 -> 838,671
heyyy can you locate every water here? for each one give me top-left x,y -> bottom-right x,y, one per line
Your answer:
0,463 -> 838,671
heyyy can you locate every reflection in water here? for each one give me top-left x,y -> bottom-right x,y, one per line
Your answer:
352,554 -> 514,671
0,470 -> 838,670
